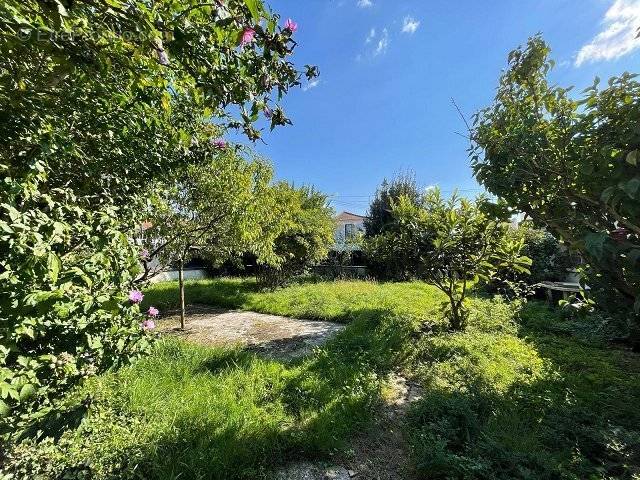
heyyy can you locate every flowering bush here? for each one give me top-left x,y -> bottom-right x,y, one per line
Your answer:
1,0 -> 312,436
0,163 -> 155,434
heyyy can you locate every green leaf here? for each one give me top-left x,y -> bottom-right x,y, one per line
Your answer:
0,400 -> 10,418
19,383 -> 36,402
626,150 -> 638,166
584,232 -> 608,260
623,177 -> 640,199
243,0 -> 260,22
47,252 -> 61,284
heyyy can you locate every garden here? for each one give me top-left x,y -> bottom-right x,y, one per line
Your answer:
1,1 -> 640,479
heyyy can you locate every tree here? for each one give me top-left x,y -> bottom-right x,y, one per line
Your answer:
256,184 -> 335,287
1,0 -> 313,431
470,35 -> 640,324
141,146 -> 275,328
364,171 -> 423,238
364,172 -> 425,280
367,189 -> 530,330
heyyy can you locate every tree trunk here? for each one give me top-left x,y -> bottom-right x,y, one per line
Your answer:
179,258 -> 185,330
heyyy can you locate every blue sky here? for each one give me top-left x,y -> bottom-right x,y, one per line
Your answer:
244,0 -> 640,215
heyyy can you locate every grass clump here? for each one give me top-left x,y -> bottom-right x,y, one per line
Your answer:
407,300 -> 640,479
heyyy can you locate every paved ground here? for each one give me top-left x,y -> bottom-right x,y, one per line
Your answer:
159,305 -> 345,359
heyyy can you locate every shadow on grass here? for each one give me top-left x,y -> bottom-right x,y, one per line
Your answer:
407,303 -> 640,479
129,309 -> 417,479
142,278 -> 261,312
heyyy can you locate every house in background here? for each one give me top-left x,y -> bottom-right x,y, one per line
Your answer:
334,211 -> 366,247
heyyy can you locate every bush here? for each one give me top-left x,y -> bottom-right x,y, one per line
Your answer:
364,172 -> 424,280
488,222 -> 575,295
0,166 -> 154,435
256,185 -> 335,288
365,189 -> 530,330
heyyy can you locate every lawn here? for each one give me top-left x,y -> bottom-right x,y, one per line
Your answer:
6,279 -> 640,479
141,277 -> 444,323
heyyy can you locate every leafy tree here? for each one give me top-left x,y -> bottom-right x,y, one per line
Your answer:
364,171 -> 425,279
470,35 -> 640,325
141,146 -> 275,328
364,171 -> 423,238
367,189 -> 530,330
256,184 -> 335,287
1,0 -> 312,431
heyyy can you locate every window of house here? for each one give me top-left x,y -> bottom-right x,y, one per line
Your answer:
345,223 -> 356,239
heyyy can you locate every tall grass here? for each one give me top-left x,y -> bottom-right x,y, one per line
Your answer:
6,288 -> 423,479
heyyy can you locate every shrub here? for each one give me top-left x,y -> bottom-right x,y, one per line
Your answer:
365,189 -> 530,330
471,35 -> 640,320
0,167 -> 154,434
364,172 -> 424,280
256,185 -> 335,288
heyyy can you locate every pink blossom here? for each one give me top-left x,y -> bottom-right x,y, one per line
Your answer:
141,319 -> 156,330
128,289 -> 144,304
284,18 -> 298,33
263,106 -> 273,119
213,139 -> 227,149
139,249 -> 149,260
147,306 -> 159,317
240,27 -> 256,45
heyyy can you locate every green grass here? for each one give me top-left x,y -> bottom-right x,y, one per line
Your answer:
7,279 -> 640,480
142,277 -> 444,323
409,301 -> 640,479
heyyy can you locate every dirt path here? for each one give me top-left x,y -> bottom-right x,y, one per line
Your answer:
275,374 -> 423,480
159,305 -> 345,359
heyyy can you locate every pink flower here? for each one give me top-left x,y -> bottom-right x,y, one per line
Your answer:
284,18 -> 298,33
139,249 -> 149,260
128,289 -> 144,304
211,138 -> 227,149
263,106 -> 273,119
240,27 -> 255,45
141,319 -> 156,330
147,306 -> 159,317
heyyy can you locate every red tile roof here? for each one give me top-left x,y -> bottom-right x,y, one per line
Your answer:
336,211 -> 367,221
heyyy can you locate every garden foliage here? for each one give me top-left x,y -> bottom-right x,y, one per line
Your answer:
256,184 -> 335,287
366,189 -> 530,330
471,35 -> 640,324
1,0 -> 311,432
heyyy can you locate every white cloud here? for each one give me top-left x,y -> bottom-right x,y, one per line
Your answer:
401,16 -> 420,34
575,0 -> 640,66
357,0 -> 373,7
374,28 -> 389,56
365,27 -> 376,44
302,79 -> 320,92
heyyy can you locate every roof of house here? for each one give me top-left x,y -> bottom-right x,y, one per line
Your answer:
336,211 -> 367,222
